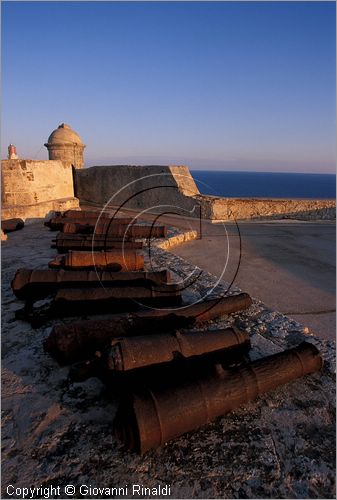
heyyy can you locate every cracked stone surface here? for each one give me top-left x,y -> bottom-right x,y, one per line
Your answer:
1,222 -> 335,499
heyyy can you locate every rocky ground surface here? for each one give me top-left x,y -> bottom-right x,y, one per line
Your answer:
1,221 -> 335,499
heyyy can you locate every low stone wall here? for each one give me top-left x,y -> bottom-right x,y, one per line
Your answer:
1,159 -> 79,221
198,195 -> 336,221
155,229 -> 198,250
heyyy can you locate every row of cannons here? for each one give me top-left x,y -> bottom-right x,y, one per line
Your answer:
11,209 -> 323,454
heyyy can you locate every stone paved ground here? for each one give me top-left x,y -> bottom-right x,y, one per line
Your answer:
1,222 -> 335,499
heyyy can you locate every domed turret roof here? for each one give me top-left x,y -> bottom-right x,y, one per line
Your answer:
46,123 -> 84,145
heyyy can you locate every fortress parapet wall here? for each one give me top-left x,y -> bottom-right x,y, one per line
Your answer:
3,161 -> 333,222
74,165 -> 335,221
197,195 -> 336,221
1,159 -> 79,221
74,165 -> 201,217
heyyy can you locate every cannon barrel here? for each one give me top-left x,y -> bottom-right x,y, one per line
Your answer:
20,283 -> 182,329
53,284 -> 182,314
48,249 -> 144,271
52,234 -> 143,252
113,342 -> 323,454
62,222 -> 167,238
69,330 -> 251,387
45,216 -> 132,230
2,218 -> 24,234
108,327 -> 250,372
12,269 -> 170,300
55,209 -> 112,219
44,294 -> 252,363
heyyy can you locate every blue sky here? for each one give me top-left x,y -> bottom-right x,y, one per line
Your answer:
1,1 -> 336,172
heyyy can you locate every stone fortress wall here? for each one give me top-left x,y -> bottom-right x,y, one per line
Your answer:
74,164 -> 336,221
1,159 -> 79,220
196,194 -> 336,221
1,123 -> 83,221
74,164 -> 201,217
1,123 -> 335,222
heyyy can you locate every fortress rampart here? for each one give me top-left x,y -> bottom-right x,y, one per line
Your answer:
196,194 -> 336,221
74,164 -> 200,216
1,161 -> 335,222
74,165 -> 335,222
1,123 -> 335,222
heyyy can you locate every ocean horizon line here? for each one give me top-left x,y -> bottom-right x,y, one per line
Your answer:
83,163 -> 335,176
190,169 -> 336,176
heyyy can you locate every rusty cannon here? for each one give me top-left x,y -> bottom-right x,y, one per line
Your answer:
51,233 -> 143,252
52,283 -> 182,313
12,268 -> 170,300
48,249 -> 144,271
17,280 -> 182,329
2,218 -> 24,234
113,342 -> 323,454
45,216 -> 133,231
62,222 -> 167,239
69,327 -> 251,388
53,209 -> 112,219
44,294 -> 252,363
108,327 -> 250,372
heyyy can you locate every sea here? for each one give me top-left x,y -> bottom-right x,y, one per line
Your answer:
190,171 -> 336,200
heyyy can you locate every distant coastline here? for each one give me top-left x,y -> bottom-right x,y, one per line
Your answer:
191,170 -> 336,200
